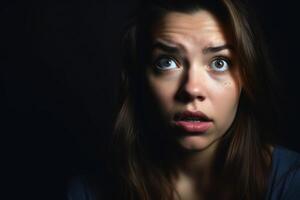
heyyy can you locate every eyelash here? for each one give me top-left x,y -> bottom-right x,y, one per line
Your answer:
209,56 -> 232,72
152,55 -> 180,71
152,54 -> 232,73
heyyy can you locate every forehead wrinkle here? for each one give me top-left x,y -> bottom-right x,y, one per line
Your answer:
153,34 -> 229,59
153,10 -> 227,52
152,10 -> 231,58
156,10 -> 224,34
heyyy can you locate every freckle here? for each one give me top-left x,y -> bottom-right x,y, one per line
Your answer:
223,81 -> 232,87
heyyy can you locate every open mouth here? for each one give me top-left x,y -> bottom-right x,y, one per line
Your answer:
175,116 -> 209,122
173,111 -> 212,132
174,111 -> 212,122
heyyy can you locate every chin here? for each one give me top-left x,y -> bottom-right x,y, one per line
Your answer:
178,135 -> 213,151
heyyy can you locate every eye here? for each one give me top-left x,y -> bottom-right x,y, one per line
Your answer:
154,56 -> 178,71
210,57 -> 231,72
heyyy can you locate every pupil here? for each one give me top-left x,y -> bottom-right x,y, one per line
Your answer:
162,59 -> 171,66
216,60 -> 224,68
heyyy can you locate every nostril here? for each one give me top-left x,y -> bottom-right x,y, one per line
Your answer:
175,88 -> 205,103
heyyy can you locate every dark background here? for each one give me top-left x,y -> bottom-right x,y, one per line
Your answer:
1,0 -> 299,199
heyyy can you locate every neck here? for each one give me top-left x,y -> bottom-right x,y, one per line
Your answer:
168,141 -> 224,200
171,140 -> 224,195
181,141 -> 219,175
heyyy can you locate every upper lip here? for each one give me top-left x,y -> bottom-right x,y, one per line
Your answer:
174,110 -> 212,121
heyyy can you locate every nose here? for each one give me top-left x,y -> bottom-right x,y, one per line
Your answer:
177,67 -> 207,102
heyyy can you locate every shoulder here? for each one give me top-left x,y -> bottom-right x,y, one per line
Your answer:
266,145 -> 300,200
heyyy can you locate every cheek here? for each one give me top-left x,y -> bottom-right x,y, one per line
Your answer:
211,78 -> 241,127
147,74 -> 180,113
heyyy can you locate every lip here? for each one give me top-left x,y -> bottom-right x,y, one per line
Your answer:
174,111 -> 212,121
174,111 -> 213,133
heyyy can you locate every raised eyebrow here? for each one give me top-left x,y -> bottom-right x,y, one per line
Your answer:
151,41 -> 183,54
202,44 -> 234,54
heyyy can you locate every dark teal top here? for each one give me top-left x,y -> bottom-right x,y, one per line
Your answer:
266,145 -> 300,200
68,145 -> 300,200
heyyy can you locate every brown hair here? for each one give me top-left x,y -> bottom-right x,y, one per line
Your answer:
109,0 -> 281,199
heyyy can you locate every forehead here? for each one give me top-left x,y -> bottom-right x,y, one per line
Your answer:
151,10 -> 231,48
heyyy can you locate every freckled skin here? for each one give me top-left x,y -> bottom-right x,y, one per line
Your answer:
145,10 -> 242,151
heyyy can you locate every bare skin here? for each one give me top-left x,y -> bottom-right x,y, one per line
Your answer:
145,9 -> 272,199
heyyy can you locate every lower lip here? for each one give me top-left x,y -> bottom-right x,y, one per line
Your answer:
174,121 -> 212,132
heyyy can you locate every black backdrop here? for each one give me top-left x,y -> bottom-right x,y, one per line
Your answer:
1,0 -> 299,199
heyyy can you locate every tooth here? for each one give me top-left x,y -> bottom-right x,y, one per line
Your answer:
185,118 -> 201,121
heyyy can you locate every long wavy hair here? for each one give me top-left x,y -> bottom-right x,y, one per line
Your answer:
107,0 -> 281,199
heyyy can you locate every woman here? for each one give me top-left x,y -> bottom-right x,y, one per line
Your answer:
68,0 -> 300,199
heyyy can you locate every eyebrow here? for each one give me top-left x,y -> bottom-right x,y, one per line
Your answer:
202,44 -> 234,54
152,40 -> 234,55
152,40 -> 183,54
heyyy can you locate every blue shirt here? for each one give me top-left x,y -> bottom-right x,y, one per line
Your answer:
266,145 -> 300,200
68,145 -> 300,200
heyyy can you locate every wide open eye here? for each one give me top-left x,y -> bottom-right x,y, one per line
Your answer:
210,57 -> 231,72
154,56 -> 178,71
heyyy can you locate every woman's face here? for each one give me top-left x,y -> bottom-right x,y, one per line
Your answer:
145,10 -> 242,151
